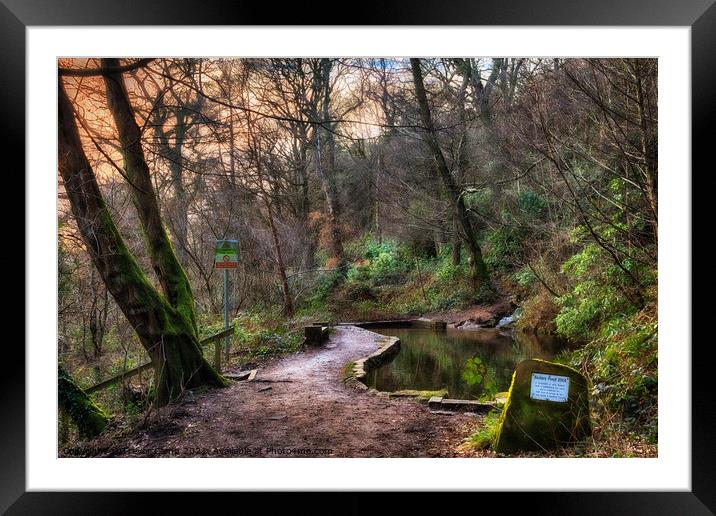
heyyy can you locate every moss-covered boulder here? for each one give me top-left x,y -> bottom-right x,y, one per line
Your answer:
494,359 -> 591,454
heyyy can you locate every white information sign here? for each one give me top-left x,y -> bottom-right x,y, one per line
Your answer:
530,373 -> 570,402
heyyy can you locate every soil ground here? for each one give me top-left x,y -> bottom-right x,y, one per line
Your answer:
67,326 -> 480,458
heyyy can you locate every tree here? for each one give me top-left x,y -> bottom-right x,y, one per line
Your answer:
410,58 -> 490,289
58,64 -> 228,407
311,58 -> 345,264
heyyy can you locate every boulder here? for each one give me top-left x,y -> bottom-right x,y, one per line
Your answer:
494,359 -> 591,454
458,320 -> 482,330
480,317 -> 498,328
496,308 -> 523,329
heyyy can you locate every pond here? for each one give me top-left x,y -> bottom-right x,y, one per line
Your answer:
366,327 -> 569,401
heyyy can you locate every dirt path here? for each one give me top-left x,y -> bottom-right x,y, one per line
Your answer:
77,326 -> 478,457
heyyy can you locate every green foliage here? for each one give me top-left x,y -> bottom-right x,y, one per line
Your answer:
462,356 -> 486,384
308,266 -> 348,307
58,231 -> 75,303
468,408 -> 502,449
434,259 -> 463,283
462,356 -> 498,400
345,239 -> 409,289
484,223 -> 527,272
429,255 -> 481,310
513,266 -> 536,288
233,309 -> 302,359
364,239 -> 394,261
555,281 -> 633,341
562,309 -> 657,444
561,241 -> 602,278
463,187 -> 494,214
555,241 -> 646,341
517,190 -> 548,217
361,240 -> 407,285
370,250 -> 402,285
345,264 -> 370,284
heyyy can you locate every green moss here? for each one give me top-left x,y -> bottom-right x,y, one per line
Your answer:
390,389 -> 449,400
58,366 -> 109,439
341,361 -> 356,382
494,370 -> 517,447
98,204 -> 228,407
494,359 -> 591,454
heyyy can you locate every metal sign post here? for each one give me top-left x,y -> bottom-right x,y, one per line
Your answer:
223,268 -> 229,360
215,240 -> 239,371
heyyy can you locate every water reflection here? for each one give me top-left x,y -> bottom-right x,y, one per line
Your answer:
367,327 -> 567,400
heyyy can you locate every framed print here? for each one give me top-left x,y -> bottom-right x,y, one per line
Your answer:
4,0 -> 714,512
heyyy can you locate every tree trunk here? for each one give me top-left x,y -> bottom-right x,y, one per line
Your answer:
452,218 -> 462,265
372,142 -> 383,243
633,59 -> 658,243
58,366 -> 108,438
59,78 -> 227,407
314,58 -> 344,264
168,108 -> 189,266
88,268 -> 108,358
266,200 -> 294,316
297,131 -> 317,269
410,58 -> 489,289
102,58 -> 198,335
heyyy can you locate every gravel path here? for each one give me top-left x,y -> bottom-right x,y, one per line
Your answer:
76,326 -> 478,457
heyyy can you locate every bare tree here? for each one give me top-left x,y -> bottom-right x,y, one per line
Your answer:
59,63 -> 227,408
410,58 -> 490,289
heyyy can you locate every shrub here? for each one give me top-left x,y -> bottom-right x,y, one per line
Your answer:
233,309 -> 302,359
513,267 -> 536,288
517,190 -> 548,218
342,282 -> 378,302
309,266 -> 348,306
562,306 -> 657,444
554,241 -> 642,341
517,290 -> 559,335
485,224 -> 526,272
434,259 -> 463,283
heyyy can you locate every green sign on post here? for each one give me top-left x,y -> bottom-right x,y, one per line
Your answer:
215,240 -> 238,372
215,240 -> 239,269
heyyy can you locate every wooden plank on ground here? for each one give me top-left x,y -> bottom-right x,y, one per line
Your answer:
225,370 -> 252,381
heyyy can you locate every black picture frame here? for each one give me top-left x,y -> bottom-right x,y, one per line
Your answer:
4,0 -> 714,513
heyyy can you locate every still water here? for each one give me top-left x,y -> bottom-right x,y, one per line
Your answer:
367,327 -> 568,400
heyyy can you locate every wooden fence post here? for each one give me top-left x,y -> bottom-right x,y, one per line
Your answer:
214,339 -> 222,373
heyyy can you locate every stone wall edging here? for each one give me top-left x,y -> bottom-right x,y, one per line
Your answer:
343,326 -> 401,390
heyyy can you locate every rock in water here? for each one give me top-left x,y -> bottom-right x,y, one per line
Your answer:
494,359 -> 591,454
496,308 -> 523,329
496,315 -> 514,329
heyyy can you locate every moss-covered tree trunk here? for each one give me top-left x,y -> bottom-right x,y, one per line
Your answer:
58,366 -> 108,438
102,58 -> 199,336
59,77 -> 227,407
